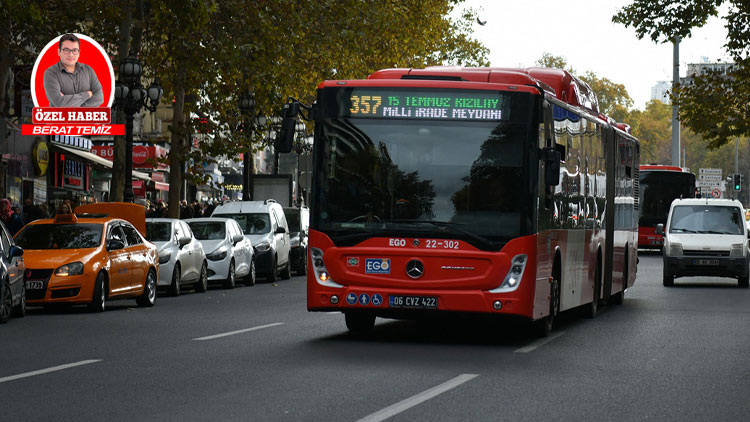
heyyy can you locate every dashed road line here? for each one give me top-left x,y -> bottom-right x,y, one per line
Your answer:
355,373 -> 479,422
192,322 -> 285,341
0,359 -> 102,384
514,331 -> 565,353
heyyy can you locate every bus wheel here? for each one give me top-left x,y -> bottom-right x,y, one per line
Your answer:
345,312 -> 375,335
537,275 -> 560,337
583,258 -> 601,318
611,254 -> 627,305
739,275 -> 749,288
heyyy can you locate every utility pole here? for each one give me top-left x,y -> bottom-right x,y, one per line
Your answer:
671,36 -> 680,167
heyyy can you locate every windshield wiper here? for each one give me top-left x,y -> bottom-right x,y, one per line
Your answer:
671,228 -> 697,233
385,219 -> 500,249
698,230 -> 736,235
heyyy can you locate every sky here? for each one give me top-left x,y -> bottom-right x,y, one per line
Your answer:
454,0 -> 732,110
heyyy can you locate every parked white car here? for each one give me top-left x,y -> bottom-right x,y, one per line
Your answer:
658,198 -> 749,287
212,200 -> 291,282
186,217 -> 255,288
146,218 -> 208,296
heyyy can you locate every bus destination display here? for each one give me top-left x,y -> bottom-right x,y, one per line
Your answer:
345,89 -> 509,121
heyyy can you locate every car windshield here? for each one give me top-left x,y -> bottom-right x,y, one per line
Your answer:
669,205 -> 744,235
146,222 -> 171,242
15,223 -> 103,249
214,213 -> 270,234
188,222 -> 226,240
285,209 -> 300,232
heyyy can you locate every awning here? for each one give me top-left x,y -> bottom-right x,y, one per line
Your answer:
155,182 -> 169,191
54,144 -> 151,181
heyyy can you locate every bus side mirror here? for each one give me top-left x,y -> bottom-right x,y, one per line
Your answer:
656,224 -> 664,235
543,147 -> 561,186
276,101 -> 300,154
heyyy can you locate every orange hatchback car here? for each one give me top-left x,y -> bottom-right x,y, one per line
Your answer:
13,203 -> 159,311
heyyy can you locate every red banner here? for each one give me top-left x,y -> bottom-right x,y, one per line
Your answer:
32,107 -> 111,124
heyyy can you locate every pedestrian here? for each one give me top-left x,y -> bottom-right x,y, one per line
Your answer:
0,199 -> 24,236
179,200 -> 194,219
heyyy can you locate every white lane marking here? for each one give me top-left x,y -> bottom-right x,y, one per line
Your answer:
356,374 -> 479,422
0,359 -> 102,384
192,322 -> 285,341
514,331 -> 565,353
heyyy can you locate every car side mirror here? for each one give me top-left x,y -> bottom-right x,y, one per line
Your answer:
655,224 -> 664,235
232,234 -> 245,245
275,227 -> 287,234
9,245 -> 23,258
178,236 -> 191,247
108,239 -> 125,251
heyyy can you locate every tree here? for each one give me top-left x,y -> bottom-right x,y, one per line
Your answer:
613,0 -> 750,148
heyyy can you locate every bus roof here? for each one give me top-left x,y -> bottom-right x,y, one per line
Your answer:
640,164 -> 690,172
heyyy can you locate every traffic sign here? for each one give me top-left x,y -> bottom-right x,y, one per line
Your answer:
712,188 -> 721,198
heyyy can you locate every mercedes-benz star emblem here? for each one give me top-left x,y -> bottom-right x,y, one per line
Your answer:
406,259 -> 424,279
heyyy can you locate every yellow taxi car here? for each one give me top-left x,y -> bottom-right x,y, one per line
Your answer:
13,203 -> 159,311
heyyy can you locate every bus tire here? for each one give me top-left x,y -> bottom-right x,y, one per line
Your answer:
611,252 -> 627,305
583,255 -> 601,318
739,275 -> 749,288
538,271 -> 560,337
345,312 -> 375,334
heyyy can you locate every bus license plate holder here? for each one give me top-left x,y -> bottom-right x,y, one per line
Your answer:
389,295 -> 437,309
693,259 -> 719,266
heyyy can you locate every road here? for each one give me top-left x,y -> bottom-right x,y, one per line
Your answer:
2,253 -> 750,421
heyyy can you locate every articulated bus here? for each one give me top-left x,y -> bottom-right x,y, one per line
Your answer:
278,67 -> 639,336
638,165 -> 696,249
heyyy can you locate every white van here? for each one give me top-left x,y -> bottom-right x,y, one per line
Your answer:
658,198 -> 749,287
212,200 -> 291,282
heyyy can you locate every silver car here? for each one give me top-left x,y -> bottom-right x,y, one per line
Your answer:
146,218 -> 208,296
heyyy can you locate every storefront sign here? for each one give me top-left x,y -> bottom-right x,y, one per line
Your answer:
63,158 -> 85,190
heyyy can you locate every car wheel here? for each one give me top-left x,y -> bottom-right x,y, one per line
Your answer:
281,258 -> 291,280
245,259 -> 256,286
663,269 -> 674,287
739,275 -> 749,288
345,312 -> 375,334
224,260 -> 236,289
0,278 -> 11,323
88,272 -> 107,313
12,281 -> 26,318
136,269 -> 157,307
195,262 -> 208,293
169,263 -> 181,296
267,255 -> 278,283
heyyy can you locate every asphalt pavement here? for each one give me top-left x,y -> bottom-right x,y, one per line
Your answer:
2,253 -> 750,421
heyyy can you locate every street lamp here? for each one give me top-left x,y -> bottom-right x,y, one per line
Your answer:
114,56 -> 163,203
294,120 -> 307,206
239,91 -> 255,200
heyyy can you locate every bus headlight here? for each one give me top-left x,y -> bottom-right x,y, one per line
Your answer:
490,254 -> 527,293
311,247 -> 342,288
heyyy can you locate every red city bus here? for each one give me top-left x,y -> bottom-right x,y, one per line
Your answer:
638,165 -> 696,249
278,67 -> 639,336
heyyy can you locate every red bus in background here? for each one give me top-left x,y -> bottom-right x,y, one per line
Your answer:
638,165 -> 696,249
286,66 -> 639,337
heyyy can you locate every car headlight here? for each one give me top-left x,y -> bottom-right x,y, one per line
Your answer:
158,251 -> 172,264
730,243 -> 745,257
669,243 -> 683,256
206,249 -> 227,261
55,262 -> 84,276
290,237 -> 300,247
490,254 -> 527,293
254,241 -> 271,252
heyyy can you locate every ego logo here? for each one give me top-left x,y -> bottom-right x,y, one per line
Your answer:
365,258 -> 390,274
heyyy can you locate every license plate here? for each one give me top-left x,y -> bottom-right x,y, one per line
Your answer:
389,295 -> 437,309
693,259 -> 720,265
26,280 -> 44,289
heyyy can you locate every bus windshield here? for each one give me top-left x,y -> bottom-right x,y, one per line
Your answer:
639,171 -> 695,227
313,113 -> 533,250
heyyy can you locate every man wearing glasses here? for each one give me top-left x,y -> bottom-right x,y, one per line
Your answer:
43,33 -> 103,107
